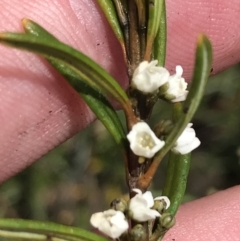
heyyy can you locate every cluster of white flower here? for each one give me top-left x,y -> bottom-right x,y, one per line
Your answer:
128,60 -> 200,158
131,60 -> 188,102
90,189 -> 170,239
90,61 -> 201,239
127,122 -> 200,158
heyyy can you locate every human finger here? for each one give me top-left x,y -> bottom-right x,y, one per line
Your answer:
165,185 -> 240,241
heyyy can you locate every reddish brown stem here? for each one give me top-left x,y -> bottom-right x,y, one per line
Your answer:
137,154 -> 164,191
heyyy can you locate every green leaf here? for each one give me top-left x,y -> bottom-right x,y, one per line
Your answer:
153,0 -> 166,66
152,152 -> 191,241
162,152 -> 191,216
0,218 -> 108,241
50,62 -> 127,148
0,29 -> 129,108
96,0 -> 126,54
144,0 -> 164,61
22,19 -> 59,41
183,35 -> 213,115
22,19 -> 127,148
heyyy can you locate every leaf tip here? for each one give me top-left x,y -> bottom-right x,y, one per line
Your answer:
197,34 -> 212,48
22,18 -> 30,27
0,32 -> 6,39
197,34 -> 205,44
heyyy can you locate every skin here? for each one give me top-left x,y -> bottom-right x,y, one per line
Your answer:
0,0 -> 240,240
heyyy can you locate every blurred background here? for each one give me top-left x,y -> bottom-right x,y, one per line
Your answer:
0,64 -> 240,229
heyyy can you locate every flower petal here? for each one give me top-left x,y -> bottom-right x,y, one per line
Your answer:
131,208 -> 160,222
129,193 -> 149,209
142,191 -> 154,208
110,212 -> 129,238
90,212 -> 105,228
132,188 -> 142,195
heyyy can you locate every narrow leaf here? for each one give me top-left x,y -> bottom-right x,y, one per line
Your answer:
153,0 -> 166,66
162,152 -> 191,216
97,0 -> 126,56
0,31 -> 129,108
51,62 -> 127,148
152,152 -> 191,241
0,218 -> 108,241
22,19 -> 127,148
144,0 -> 164,61
22,19 -> 59,41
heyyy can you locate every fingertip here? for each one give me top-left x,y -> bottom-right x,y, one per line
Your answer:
165,186 -> 240,241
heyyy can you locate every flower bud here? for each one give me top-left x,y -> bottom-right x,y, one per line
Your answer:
129,224 -> 146,241
110,198 -> 128,213
160,213 -> 175,229
153,196 -> 170,214
153,120 -> 173,137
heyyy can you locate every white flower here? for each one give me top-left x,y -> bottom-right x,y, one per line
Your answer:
90,209 -> 128,239
129,189 -> 160,222
172,123 -> 201,155
127,122 -> 165,158
164,65 -> 188,102
132,60 -> 170,94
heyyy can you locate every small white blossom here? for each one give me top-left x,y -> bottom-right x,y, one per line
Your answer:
129,189 -> 160,222
127,122 -> 165,158
164,65 -> 188,102
172,123 -> 201,155
132,60 -> 170,94
90,209 -> 128,239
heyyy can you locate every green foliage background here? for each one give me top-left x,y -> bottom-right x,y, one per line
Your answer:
0,64 -> 240,229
